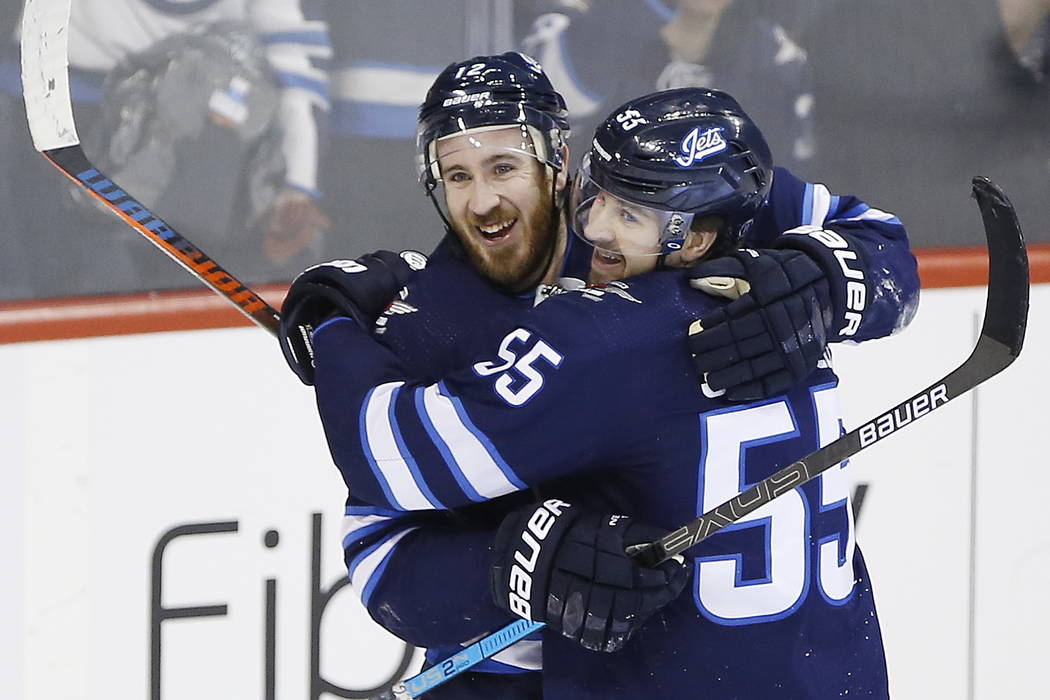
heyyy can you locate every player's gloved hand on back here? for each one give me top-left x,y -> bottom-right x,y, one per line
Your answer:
279,250 -> 427,385
686,247 -> 833,401
489,499 -> 689,653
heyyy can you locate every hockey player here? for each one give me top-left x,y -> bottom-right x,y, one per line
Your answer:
280,55 -> 917,698
285,87 -> 901,697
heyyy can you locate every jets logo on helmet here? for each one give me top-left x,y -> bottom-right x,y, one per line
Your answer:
673,126 -> 729,167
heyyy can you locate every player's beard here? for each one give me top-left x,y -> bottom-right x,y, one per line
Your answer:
452,185 -> 558,294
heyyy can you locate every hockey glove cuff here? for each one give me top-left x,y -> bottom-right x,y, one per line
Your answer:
687,247 -> 833,401
279,250 -> 426,385
772,226 -> 872,342
490,500 -> 690,653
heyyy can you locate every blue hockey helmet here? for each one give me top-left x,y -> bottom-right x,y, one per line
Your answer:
416,51 -> 570,191
571,87 -> 773,257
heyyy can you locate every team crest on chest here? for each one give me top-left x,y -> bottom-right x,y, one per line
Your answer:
375,300 -> 418,334
580,280 -> 643,304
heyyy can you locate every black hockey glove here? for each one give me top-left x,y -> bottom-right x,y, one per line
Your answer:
279,250 -> 426,385
686,247 -> 834,401
490,499 -> 690,653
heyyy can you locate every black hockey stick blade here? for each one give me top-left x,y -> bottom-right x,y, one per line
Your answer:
20,0 -> 281,335
379,185 -> 1029,698
375,182 -> 1030,696
634,175 -> 1029,567
971,176 -> 1028,357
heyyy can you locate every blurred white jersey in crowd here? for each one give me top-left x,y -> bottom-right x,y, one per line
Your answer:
67,0 -> 330,195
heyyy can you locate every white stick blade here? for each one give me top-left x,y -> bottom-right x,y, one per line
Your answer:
20,0 -> 79,151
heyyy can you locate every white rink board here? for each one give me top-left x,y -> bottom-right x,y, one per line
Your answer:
0,327 -> 423,699
1,283 -> 1047,699
833,283 -> 1050,699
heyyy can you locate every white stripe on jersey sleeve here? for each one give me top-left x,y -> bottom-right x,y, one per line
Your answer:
364,382 -> 440,511
840,206 -> 898,223
809,183 -> 832,226
341,511 -> 400,543
348,528 -> 417,599
420,383 -> 521,501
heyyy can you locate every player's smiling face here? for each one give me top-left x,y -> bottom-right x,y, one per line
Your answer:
436,127 -> 558,292
583,190 -> 665,284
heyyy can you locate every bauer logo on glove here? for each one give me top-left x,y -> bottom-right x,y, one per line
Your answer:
506,498 -> 572,619
490,499 -> 690,653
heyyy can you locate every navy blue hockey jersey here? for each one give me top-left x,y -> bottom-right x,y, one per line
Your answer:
317,268 -> 888,698
319,168 -> 915,696
333,227 -> 596,682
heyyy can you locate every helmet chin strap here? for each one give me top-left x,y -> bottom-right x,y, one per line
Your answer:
424,183 -> 473,263
426,185 -> 454,236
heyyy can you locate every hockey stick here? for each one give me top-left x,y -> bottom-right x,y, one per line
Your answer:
634,175 -> 1027,565
381,175 -> 1029,699
20,0 -> 280,335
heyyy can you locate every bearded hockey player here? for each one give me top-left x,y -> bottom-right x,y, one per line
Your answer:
280,56 -> 917,698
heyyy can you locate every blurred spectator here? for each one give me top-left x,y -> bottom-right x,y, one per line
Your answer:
804,0 -> 1050,247
0,0 -> 330,300
8,1 -> 1046,301
747,0 -> 826,39
1001,0 -> 1050,78
517,0 -> 815,173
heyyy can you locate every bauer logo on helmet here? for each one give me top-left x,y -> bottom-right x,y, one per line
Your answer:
441,91 -> 492,108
